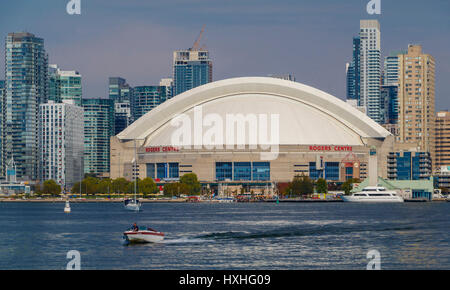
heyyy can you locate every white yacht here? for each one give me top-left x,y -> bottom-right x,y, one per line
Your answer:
342,186 -> 404,203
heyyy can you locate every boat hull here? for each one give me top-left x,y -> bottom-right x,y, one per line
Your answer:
123,230 -> 164,243
341,196 -> 404,203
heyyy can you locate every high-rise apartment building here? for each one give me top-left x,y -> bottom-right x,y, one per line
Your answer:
2,32 -> 48,181
109,77 -> 133,135
387,151 -> 432,180
40,100 -> 84,191
383,51 -> 405,86
359,20 -> 382,123
397,45 -> 435,166
82,98 -> 114,176
48,64 -> 82,105
435,111 -> 450,171
160,78 -> 173,100
173,49 -> 212,96
131,86 -> 167,121
346,36 -> 361,101
0,80 -> 4,177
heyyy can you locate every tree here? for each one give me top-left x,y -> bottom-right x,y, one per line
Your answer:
180,173 -> 201,195
164,182 -> 189,196
42,180 -> 61,196
342,178 -> 360,195
140,177 -> 158,196
316,178 -> 328,193
112,177 -> 129,193
290,175 -> 314,196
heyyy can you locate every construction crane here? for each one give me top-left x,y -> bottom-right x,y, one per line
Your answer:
191,24 -> 205,51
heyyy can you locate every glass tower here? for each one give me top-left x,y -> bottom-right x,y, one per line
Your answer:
48,64 -> 82,105
109,77 -> 133,135
3,32 -> 48,181
173,49 -> 212,96
82,98 -> 114,176
131,86 -> 166,121
346,36 -> 361,101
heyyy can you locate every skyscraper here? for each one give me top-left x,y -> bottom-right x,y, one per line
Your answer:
346,36 -> 361,101
0,80 -> 5,177
397,45 -> 435,167
173,49 -> 212,96
48,64 -> 82,105
435,111 -> 450,172
109,77 -> 133,135
82,98 -> 114,176
359,20 -> 382,124
2,32 -> 48,181
131,86 -> 167,121
40,100 -> 84,191
160,78 -> 174,99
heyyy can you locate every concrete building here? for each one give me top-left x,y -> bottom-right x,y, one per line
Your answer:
397,45 -> 436,168
2,32 -> 48,181
173,49 -> 212,96
83,98 -> 114,176
435,111 -> 450,171
111,77 -> 394,194
359,20 -> 382,124
40,100 -> 84,191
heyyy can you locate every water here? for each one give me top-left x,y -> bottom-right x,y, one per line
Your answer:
0,202 -> 449,269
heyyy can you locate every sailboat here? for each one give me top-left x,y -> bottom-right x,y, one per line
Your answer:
124,139 -> 141,212
64,200 -> 71,213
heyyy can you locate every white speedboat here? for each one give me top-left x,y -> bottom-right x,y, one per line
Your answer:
341,186 -> 404,203
64,200 -> 71,213
123,227 -> 165,243
124,198 -> 141,211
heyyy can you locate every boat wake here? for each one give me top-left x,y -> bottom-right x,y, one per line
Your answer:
162,237 -> 214,244
194,224 -> 416,241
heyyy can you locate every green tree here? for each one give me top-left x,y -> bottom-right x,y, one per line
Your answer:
290,175 -> 314,196
140,177 -> 158,196
316,178 -> 328,193
112,177 -> 129,193
164,182 -> 189,196
341,178 -> 360,195
42,180 -> 61,196
180,173 -> 201,195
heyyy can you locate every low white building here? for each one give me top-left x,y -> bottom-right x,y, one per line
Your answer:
40,100 -> 84,191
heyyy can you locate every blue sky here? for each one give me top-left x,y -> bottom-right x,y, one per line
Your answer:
0,0 -> 449,110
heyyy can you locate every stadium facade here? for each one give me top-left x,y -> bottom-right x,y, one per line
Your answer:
111,77 -> 394,194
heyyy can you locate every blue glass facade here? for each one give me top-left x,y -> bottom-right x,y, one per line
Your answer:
346,36 -> 360,102
215,162 -> 270,181
131,86 -> 166,121
3,33 -> 48,180
153,162 -> 179,180
309,162 -> 340,181
216,162 -> 233,181
252,162 -> 270,181
387,151 -> 432,180
233,162 -> 252,181
173,50 -> 212,96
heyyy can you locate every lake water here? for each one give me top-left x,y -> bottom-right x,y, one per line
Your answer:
0,202 -> 449,269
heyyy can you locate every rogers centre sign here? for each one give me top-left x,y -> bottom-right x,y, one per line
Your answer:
309,145 -> 353,152
145,146 -> 179,153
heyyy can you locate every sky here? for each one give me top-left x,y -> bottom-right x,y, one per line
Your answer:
0,0 -> 449,110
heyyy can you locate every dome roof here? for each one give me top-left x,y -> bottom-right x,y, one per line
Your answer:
118,77 -> 390,146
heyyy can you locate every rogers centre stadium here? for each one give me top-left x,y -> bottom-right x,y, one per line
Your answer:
110,77 -> 394,194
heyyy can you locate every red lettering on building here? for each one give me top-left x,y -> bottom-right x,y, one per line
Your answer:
309,145 -> 353,152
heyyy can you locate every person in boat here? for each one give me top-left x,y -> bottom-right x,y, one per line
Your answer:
132,223 -> 138,231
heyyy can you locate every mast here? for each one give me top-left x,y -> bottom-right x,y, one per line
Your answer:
134,139 -> 137,201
